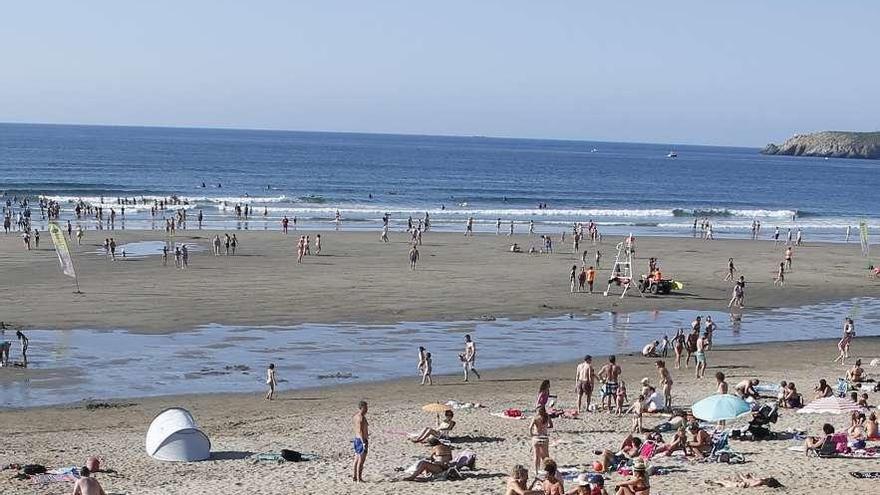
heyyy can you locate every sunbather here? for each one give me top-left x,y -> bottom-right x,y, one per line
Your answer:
542,458 -> 565,495
866,412 -> 879,440
705,473 -> 783,488
410,410 -> 456,443
402,438 -> 452,481
71,467 -> 107,495
814,379 -> 834,399
504,464 -> 544,495
804,423 -> 837,456
848,411 -> 868,450
614,458 -> 650,495
847,359 -> 865,382
734,378 -> 760,400
595,434 -> 642,472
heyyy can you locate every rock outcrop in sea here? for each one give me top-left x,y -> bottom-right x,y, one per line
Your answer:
761,131 -> 880,159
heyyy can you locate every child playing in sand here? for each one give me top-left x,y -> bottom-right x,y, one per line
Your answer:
266,363 -> 277,400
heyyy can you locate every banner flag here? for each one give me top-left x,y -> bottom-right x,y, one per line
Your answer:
47,222 -> 77,278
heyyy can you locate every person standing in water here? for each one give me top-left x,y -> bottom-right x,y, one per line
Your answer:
16,330 -> 28,367
353,401 -> 369,483
265,363 -> 277,400
496,218 -> 502,235
465,217 -> 474,237
462,334 -> 480,381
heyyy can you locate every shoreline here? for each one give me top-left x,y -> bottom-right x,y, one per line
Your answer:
1,231 -> 878,333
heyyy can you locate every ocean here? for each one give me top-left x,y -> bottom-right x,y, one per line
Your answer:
2,123 -> 879,241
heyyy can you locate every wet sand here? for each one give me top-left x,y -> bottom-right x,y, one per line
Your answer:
1,230 -> 877,332
1,338 -> 878,495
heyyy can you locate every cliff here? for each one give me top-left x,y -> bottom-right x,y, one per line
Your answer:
761,131 -> 880,160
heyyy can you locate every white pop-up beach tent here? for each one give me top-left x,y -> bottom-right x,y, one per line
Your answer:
145,407 -> 211,461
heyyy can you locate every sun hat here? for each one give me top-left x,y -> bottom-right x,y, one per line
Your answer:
632,458 -> 647,472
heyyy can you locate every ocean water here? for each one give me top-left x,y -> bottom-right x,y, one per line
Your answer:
2,123 -> 879,241
1,298 -> 877,408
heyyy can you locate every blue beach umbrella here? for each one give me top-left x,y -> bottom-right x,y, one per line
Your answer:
691,394 -> 751,422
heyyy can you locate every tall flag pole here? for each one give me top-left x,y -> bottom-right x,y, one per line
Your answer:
47,221 -> 81,293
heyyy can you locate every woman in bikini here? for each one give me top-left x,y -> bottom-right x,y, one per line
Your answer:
672,329 -> 685,369
529,406 -> 553,474
402,438 -> 452,481
834,317 -> 855,364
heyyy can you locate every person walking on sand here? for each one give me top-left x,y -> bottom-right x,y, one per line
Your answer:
266,363 -> 277,400
465,217 -> 474,237
417,346 -> 428,378
569,265 -> 578,293
315,234 -> 322,255
421,352 -> 433,385
296,236 -> 305,263
380,224 -> 389,243
230,234 -> 238,255
774,262 -> 785,287
784,246 -> 793,270
578,266 -> 587,292
586,265 -> 596,294
834,317 -> 856,364
162,245 -> 168,266
181,244 -> 189,268
529,406 -> 553,474
695,332 -> 708,379
409,245 -> 419,270
509,220 -> 515,236
76,225 -> 84,246
723,258 -> 736,282
575,355 -> 596,412
728,278 -> 744,308
672,328 -> 685,369
773,226 -> 780,246
353,400 -> 369,482
461,334 -> 480,381
496,218 -> 502,235
685,318 -> 700,367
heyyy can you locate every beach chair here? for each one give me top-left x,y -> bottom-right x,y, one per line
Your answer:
431,450 -> 476,481
707,431 -> 745,464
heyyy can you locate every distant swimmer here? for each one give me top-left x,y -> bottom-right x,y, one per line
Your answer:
217,183 -> 222,188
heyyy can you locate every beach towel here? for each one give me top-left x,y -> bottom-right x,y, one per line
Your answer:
31,471 -> 79,484
851,472 -> 880,479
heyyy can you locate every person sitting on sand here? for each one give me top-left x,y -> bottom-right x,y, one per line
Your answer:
846,359 -> 865,382
402,438 -> 452,481
595,434 -> 643,473
567,473 -> 607,495
644,386 -> 666,413
734,379 -> 760,400
410,410 -> 456,443
866,412 -> 879,440
685,423 -> 712,459
858,393 -> 871,409
781,382 -> 803,409
804,423 -> 837,456
848,411 -> 868,450
705,473 -> 783,489
510,243 -> 522,253
814,379 -> 834,399
71,467 -> 106,495
504,464 -> 544,495
614,458 -> 650,495
542,458 -> 565,495
641,341 -> 659,358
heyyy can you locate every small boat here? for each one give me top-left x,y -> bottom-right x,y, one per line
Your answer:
666,151 -> 678,158
590,148 -> 599,153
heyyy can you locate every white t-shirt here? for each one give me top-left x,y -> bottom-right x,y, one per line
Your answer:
646,391 -> 666,411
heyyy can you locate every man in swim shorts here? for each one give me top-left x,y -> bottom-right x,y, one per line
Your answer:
353,400 -> 369,482
598,355 -> 621,412
575,355 -> 596,412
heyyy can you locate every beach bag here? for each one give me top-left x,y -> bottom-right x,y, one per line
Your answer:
22,464 -> 46,475
280,449 -> 303,462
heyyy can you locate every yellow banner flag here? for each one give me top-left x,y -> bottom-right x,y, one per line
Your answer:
47,222 -> 77,279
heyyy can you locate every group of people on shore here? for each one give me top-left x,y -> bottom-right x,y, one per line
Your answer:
0,328 -> 29,368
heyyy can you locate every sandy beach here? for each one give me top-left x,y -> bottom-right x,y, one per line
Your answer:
0,230 -> 877,332
2,231 -> 880,494
1,338 -> 878,494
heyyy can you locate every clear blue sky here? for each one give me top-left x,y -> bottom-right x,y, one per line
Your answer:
2,1 -> 878,146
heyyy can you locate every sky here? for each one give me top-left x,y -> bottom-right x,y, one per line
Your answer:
2,1 -> 878,146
